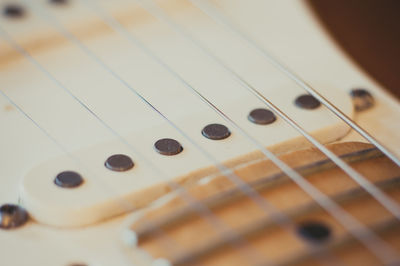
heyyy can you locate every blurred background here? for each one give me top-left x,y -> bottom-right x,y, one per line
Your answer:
308,0 -> 400,99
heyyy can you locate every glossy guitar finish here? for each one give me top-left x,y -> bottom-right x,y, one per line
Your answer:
0,0 -> 399,265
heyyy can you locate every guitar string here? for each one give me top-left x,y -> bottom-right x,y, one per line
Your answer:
186,0 -> 400,221
6,1 -> 396,264
83,1 -> 345,265
8,1 -> 318,264
38,0 -> 400,264
0,29 -> 197,266
0,28 -> 264,266
0,0 -> 394,264
0,91 -> 149,266
126,0 -> 400,261
8,1 -> 340,265
1,7 -> 274,266
187,0 -> 400,168
58,1 -> 345,264
80,0 -> 400,264
32,0 -> 398,264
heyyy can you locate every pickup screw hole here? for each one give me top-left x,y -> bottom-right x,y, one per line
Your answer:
0,204 -> 29,229
350,88 -> 374,111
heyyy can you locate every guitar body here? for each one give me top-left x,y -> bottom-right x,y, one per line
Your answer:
0,0 -> 399,265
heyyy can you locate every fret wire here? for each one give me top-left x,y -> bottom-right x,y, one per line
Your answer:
185,0 -> 400,224
187,0 -> 400,168
82,0 -> 399,264
79,1 -> 344,265
2,5 -> 265,266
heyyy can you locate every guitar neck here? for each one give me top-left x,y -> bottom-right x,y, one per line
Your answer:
0,1 -> 399,266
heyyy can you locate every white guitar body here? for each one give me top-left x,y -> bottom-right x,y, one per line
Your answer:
0,0 -> 399,265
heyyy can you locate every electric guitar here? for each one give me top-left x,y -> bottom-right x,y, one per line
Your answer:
1,1 -> 399,265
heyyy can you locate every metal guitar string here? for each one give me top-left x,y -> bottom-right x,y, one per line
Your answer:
0,27 -> 264,266
0,28 -> 193,266
186,0 -> 400,220
0,1 -> 394,264
2,1 -> 396,264
187,0 -> 400,168
0,93 -> 146,266
7,1 -> 340,264
75,1 -> 345,264
138,0 -> 400,223
81,1 -> 343,265
12,1 -> 323,264
23,0 -> 398,264
81,0 -> 399,264
1,7 -> 270,266
130,0 -> 400,261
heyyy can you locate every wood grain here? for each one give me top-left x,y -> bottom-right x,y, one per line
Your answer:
129,142 -> 400,265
